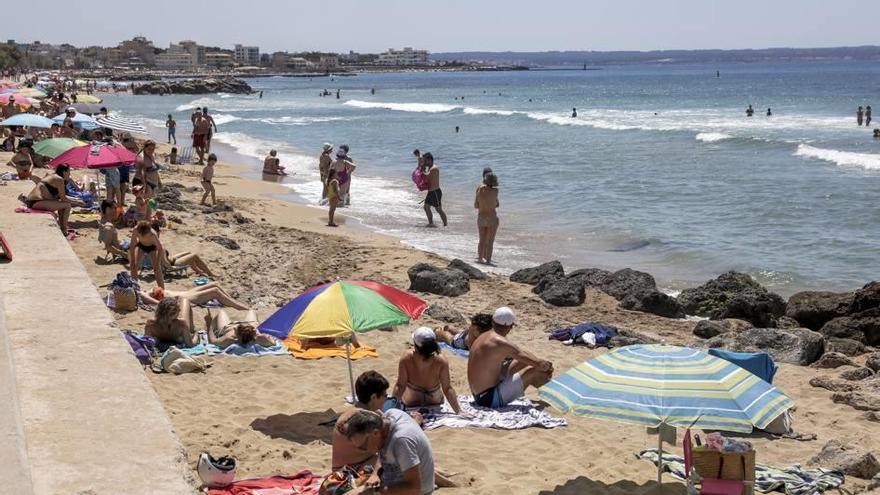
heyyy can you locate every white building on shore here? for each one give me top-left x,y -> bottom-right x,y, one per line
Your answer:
156,43 -> 196,70
377,47 -> 429,66
234,44 -> 260,65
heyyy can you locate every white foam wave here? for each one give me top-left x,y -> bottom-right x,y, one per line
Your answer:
794,144 -> 880,170
344,100 -> 459,113
462,107 -> 516,116
526,112 -> 639,130
259,116 -> 351,126
175,97 -> 216,112
695,132 -> 733,143
210,113 -> 241,126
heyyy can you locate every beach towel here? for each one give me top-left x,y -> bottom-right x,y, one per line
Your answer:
638,449 -> 845,494
708,348 -> 778,384
207,470 -> 321,495
15,207 -> 57,218
439,342 -> 470,358
180,342 -> 289,356
420,395 -> 567,430
549,322 -> 618,347
285,337 -> 378,360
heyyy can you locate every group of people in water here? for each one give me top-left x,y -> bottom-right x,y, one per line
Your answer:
331,306 -> 554,493
745,104 -> 772,117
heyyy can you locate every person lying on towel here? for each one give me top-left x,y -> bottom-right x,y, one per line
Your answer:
434,313 -> 492,352
205,308 -> 276,348
468,307 -> 554,409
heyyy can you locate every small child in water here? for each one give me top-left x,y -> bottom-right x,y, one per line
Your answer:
200,153 -> 217,206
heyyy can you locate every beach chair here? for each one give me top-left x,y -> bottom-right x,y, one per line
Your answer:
178,146 -> 194,165
683,430 -> 752,495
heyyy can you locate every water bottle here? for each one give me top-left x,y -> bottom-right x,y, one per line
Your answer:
199,331 -> 208,345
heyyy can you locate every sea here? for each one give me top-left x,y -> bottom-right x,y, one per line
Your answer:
99,61 -> 880,297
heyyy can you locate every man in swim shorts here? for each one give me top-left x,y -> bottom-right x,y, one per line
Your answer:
435,312 -> 493,351
422,153 -> 447,227
467,307 -> 553,409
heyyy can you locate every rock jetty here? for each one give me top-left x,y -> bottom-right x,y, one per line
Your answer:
132,78 -> 252,95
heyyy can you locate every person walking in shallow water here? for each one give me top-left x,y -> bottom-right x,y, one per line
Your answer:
571,107 -> 577,118
422,153 -> 447,228
866,106 -> 873,127
857,106 -> 864,126
475,170 -> 500,264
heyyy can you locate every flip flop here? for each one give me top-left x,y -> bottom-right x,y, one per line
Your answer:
194,276 -> 210,286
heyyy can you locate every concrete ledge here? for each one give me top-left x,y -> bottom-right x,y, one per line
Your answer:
0,291 -> 34,495
0,182 -> 194,494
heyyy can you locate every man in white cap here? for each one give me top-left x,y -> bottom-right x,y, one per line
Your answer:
467,306 -> 554,409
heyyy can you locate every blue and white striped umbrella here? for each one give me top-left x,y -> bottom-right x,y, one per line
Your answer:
539,344 -> 793,433
0,113 -> 55,128
95,115 -> 147,134
52,112 -> 98,130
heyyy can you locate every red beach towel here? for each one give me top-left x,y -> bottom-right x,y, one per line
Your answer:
207,470 -> 321,495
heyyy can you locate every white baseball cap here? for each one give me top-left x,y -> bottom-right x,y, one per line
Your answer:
493,306 -> 516,326
412,327 -> 436,347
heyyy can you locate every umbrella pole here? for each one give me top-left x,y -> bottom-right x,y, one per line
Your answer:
657,431 -> 663,483
345,336 -> 356,401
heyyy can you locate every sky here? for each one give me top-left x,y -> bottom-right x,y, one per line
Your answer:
7,0 -> 880,54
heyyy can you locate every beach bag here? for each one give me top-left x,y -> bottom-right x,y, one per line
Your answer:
113,287 -> 138,311
123,330 -> 158,366
412,168 -> 429,191
160,346 -> 208,374
319,466 -> 372,495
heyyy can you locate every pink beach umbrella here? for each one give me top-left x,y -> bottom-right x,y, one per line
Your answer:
0,94 -> 35,107
49,143 -> 137,170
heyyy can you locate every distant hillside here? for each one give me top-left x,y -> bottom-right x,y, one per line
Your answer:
430,46 -> 880,66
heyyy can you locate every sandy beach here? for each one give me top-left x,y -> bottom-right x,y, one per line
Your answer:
3,139 -> 875,494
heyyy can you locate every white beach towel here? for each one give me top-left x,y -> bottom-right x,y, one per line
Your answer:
419,395 -> 567,430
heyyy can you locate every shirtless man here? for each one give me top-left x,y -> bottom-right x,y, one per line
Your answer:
468,307 -> 553,409
202,107 -> 218,152
435,313 -> 493,352
421,153 -> 447,227
191,109 -> 210,165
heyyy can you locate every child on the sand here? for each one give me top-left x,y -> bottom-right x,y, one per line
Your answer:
200,153 -> 216,206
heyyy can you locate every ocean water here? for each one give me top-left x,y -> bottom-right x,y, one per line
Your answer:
100,61 -> 880,296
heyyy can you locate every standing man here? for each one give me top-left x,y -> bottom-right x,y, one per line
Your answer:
319,143 -> 333,198
191,109 -> 209,165
422,153 -> 447,227
119,132 -> 139,206
340,409 -> 435,494
866,106 -> 873,127
857,106 -> 864,126
468,307 -> 554,409
202,107 -> 218,153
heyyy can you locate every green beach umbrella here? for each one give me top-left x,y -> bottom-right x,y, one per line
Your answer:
32,138 -> 87,159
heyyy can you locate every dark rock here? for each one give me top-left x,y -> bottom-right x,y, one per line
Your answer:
233,212 -> 252,224
851,281 -> 880,314
679,272 -> 785,326
707,327 -> 825,365
819,313 -> 880,344
809,440 -> 880,479
538,278 -> 585,307
825,337 -> 868,357
810,376 -> 857,392
532,275 -> 563,295
599,268 -> 657,300
694,319 -> 752,339
608,335 -> 647,348
154,186 -> 187,211
163,182 -> 186,189
620,290 -> 684,318
865,411 -> 880,422
206,235 -> 240,250
510,261 -> 564,285
407,263 -> 470,297
205,204 -> 233,214
132,77 -> 253,95
714,291 -> 786,328
810,352 -> 857,369
867,353 -> 880,373
423,303 -> 466,324
785,291 -> 854,331
841,367 -> 875,381
167,215 -> 183,225
832,391 -> 880,412
566,268 -> 612,288
775,316 -> 801,329
447,259 -> 486,280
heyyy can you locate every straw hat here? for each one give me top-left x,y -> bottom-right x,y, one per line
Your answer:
323,143 -> 333,152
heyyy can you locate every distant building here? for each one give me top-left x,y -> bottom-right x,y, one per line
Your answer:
288,57 -> 312,70
178,40 -> 206,65
118,36 -> 155,65
206,52 -> 234,68
269,52 -> 314,71
156,51 -> 196,71
377,47 -> 429,66
233,44 -> 260,65
318,55 -> 338,70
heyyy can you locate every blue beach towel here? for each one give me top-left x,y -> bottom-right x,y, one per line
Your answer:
549,322 -> 618,346
708,348 -> 778,384
179,342 -> 288,356
439,342 -> 469,358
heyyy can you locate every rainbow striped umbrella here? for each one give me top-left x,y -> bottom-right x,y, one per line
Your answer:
259,280 -> 427,395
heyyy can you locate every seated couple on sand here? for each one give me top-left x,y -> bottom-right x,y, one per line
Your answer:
333,371 -> 438,494
141,285 -> 275,349
434,312 -> 493,352
467,307 -> 554,409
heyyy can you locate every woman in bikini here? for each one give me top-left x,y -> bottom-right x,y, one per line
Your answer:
205,308 -> 276,348
326,168 -> 340,227
144,296 -> 197,347
138,283 -> 248,310
21,164 -> 74,234
391,327 -> 464,415
7,141 -> 34,179
150,222 -> 217,278
474,171 -> 500,265
137,140 -> 161,198
129,220 -> 165,289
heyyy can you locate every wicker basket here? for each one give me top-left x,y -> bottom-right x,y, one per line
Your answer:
692,448 -> 755,482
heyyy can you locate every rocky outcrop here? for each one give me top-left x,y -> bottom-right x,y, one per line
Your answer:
407,263 -> 469,297
619,291 -> 684,318
678,272 -> 785,327
851,281 -> 880,314
785,291 -> 854,330
707,327 -> 824,365
206,235 -> 240,250
132,77 -> 253,95
599,268 -> 656,300
841,367 -> 875,381
693,319 -> 752,339
809,440 -> 880,479
810,352 -> 856,369
538,278 -> 585,307
595,268 -> 684,318
830,379 -> 880,412
423,303 -> 466,324
566,268 -> 612,288
809,376 -> 858,392
447,259 -> 486,280
825,337 -> 868,357
868,352 -> 880,373
819,310 -> 880,344
510,261 -> 564,285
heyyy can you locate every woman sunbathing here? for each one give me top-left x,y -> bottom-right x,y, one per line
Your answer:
151,222 -> 216,278
144,296 -> 197,347
391,327 -> 464,415
138,283 -> 248,310
205,308 -> 276,348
